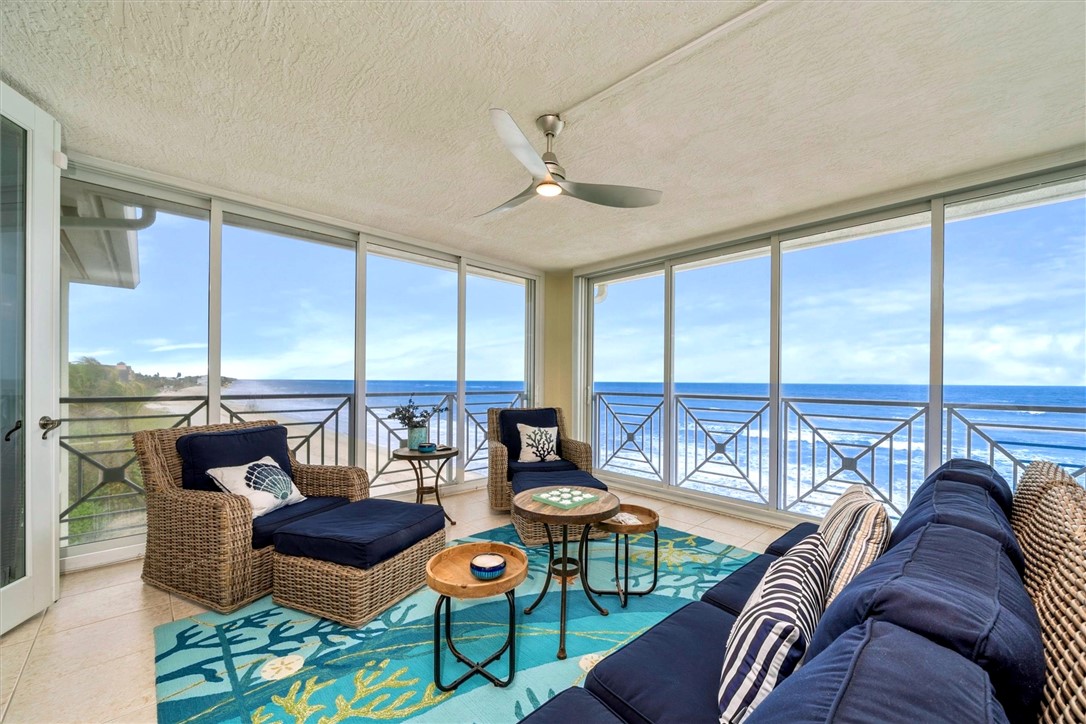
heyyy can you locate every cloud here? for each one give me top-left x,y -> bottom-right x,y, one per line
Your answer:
69,349 -> 115,360
150,342 -> 208,353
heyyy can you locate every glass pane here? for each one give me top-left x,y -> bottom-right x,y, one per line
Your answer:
674,250 -> 770,502
465,269 -> 528,483
1,117 -> 27,586
944,178 -> 1086,485
61,179 -> 211,549
365,251 -> 456,491
221,217 -> 355,467
781,212 -> 931,517
592,271 -> 665,481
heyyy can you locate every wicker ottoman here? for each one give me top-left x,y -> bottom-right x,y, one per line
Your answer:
272,498 -> 447,627
510,470 -> 613,547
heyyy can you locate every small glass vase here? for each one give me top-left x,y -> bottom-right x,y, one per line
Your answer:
407,426 -> 427,451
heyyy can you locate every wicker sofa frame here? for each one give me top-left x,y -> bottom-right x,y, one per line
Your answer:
273,528 -> 446,628
133,419 -> 369,613
487,406 -> 608,546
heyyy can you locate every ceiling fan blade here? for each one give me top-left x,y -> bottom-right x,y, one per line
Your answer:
490,108 -> 549,179
476,181 -> 538,217
555,179 -> 662,208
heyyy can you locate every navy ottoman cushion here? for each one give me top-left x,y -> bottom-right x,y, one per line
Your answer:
511,469 -> 608,496
765,522 -> 819,556
746,620 -> 1010,724
273,498 -> 444,570
507,459 -> 578,480
811,524 -> 1043,723
890,479 -> 1025,575
177,425 -> 293,493
586,601 -> 736,724
918,459 -> 1013,516
701,554 -> 774,615
251,496 -> 349,549
498,408 -> 561,466
519,687 -> 626,723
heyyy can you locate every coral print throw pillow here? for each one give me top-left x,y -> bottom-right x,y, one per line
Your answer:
206,456 -> 306,518
516,423 -> 561,463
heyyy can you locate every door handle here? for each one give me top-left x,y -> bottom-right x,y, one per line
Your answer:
3,419 -> 21,442
38,416 -> 62,439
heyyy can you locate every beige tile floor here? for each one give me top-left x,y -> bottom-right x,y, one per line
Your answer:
0,487 -> 788,724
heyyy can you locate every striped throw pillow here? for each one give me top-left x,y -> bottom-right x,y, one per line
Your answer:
718,533 -> 830,723
819,485 -> 890,605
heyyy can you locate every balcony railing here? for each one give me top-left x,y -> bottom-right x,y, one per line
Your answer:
58,388 -> 527,550
594,390 -> 1085,518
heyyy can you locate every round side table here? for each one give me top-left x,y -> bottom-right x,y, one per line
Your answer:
512,486 -> 620,660
582,503 -> 660,608
393,446 -> 458,524
426,541 -> 528,691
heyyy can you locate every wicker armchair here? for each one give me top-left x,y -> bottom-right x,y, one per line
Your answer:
486,406 -> 592,511
133,420 -> 369,613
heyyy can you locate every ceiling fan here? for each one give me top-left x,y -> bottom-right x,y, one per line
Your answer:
480,108 -> 662,216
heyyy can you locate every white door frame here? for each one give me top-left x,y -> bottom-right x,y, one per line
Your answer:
1,82 -> 61,634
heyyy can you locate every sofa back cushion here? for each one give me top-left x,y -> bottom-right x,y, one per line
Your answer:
810,523 -> 1044,723
177,425 -> 293,493
498,408 -> 560,463
817,485 -> 890,605
889,478 -> 1025,576
918,458 -> 1013,516
745,620 -> 1009,724
718,533 -> 829,723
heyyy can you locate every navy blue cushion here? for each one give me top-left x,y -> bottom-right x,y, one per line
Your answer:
498,408 -> 561,464
251,496 -> 349,549
918,459 -> 1013,516
765,522 -> 819,556
273,498 -> 444,570
890,479 -> 1025,576
811,524 -> 1043,723
701,554 -> 774,615
177,425 -> 293,493
519,687 -> 626,723
507,459 -> 578,481
511,469 -> 608,495
586,601 -> 736,724
746,620 -> 1010,724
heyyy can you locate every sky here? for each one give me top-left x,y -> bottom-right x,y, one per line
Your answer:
68,192 -> 1085,388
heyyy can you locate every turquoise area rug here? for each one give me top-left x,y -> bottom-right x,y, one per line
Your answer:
154,525 -> 755,724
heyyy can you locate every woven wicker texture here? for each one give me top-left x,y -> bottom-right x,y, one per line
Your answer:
133,420 -> 369,613
1026,482 -> 1086,723
486,407 -> 593,511
273,528 -> 446,628
1013,461 -> 1079,596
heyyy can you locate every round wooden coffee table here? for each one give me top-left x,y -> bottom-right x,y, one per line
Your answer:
426,541 -> 528,691
512,485 -> 620,659
584,503 -> 660,608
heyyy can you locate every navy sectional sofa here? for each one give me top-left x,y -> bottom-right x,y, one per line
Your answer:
525,460 -> 1040,723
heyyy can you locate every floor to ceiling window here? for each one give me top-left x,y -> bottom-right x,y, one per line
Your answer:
365,249 -> 458,492
780,212 -> 931,517
943,176 -> 1086,482
673,246 -> 771,503
221,215 -> 356,466
465,267 -> 531,481
592,270 -> 665,481
60,178 -> 210,552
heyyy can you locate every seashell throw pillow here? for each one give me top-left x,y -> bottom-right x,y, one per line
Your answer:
206,456 -> 306,518
516,423 -> 561,463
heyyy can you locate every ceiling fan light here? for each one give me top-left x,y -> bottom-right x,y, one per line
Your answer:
535,181 -> 562,197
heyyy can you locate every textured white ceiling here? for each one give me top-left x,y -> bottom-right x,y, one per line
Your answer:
2,1 -> 1084,271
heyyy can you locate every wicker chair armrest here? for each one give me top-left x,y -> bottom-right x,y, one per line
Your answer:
487,440 -> 511,510
148,487 -> 254,550
488,439 -> 509,473
291,462 -> 369,501
561,438 -> 593,473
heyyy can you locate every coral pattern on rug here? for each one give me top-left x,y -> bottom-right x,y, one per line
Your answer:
154,524 -> 754,723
